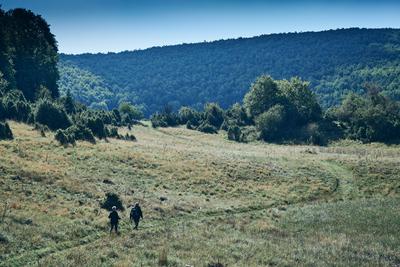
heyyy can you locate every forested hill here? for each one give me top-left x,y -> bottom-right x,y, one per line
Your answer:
58,28 -> 400,115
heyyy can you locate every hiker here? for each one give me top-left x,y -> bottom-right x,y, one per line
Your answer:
130,202 -> 143,230
108,206 -> 121,234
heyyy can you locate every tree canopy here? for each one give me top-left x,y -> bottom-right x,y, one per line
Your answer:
0,8 -> 59,101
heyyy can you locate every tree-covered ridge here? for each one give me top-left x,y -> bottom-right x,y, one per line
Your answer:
315,62 -> 400,106
59,28 -> 400,115
58,62 -> 114,110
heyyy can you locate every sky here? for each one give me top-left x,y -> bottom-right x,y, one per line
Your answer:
2,0 -> 400,54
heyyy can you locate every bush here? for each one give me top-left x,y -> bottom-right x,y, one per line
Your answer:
151,113 -> 168,128
114,132 -> 136,141
0,122 -> 13,140
86,116 -> 106,139
302,123 -> 326,146
101,193 -> 124,211
106,126 -> 119,138
225,103 -> 250,126
278,77 -> 322,125
186,121 -> 194,130
67,124 -> 96,144
0,101 -> 5,121
178,106 -> 201,125
204,103 -> 224,128
55,129 -> 75,146
123,133 -> 137,141
197,122 -> 218,134
240,126 -> 258,143
255,104 -> 286,141
14,101 -> 32,122
35,100 -> 71,130
119,102 -> 144,122
151,104 -> 181,128
2,90 -> 32,122
61,89 -> 76,114
244,75 -> 281,118
54,124 -> 96,146
330,92 -> 400,143
220,119 -> 229,131
111,109 -> 122,125
227,125 -> 242,142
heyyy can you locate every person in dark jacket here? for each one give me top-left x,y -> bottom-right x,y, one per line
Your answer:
130,202 -> 143,230
108,206 -> 121,234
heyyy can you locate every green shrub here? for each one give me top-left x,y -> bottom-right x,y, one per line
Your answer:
0,101 -> 5,121
35,100 -> 71,130
2,90 -> 32,122
61,89 -> 76,114
151,113 -> 168,128
111,109 -> 122,125
151,104 -> 180,128
204,103 -> 224,128
329,92 -> 400,143
66,124 -> 96,144
197,122 -> 218,134
86,116 -> 106,139
119,102 -> 144,122
220,119 -> 230,131
0,122 -> 13,140
244,75 -> 281,118
178,106 -> 201,125
55,129 -> 75,146
14,101 -> 32,122
227,125 -> 242,142
0,232 -> 10,244
303,123 -> 326,146
255,104 -> 286,141
186,121 -> 195,130
101,193 -> 124,211
123,133 -> 137,141
240,126 -> 258,143
225,103 -> 250,126
106,126 -> 119,138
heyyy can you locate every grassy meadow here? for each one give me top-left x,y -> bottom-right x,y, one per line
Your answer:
1,121 -> 400,266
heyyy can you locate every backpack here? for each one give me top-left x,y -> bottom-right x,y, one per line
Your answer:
130,207 -> 137,219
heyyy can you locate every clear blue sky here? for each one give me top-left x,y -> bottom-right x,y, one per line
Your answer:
2,0 -> 400,54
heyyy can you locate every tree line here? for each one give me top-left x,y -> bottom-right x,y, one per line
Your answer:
59,28 -> 400,115
0,7 -> 139,144
151,75 -> 400,144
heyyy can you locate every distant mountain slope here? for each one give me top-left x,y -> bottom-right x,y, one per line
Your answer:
58,28 -> 400,115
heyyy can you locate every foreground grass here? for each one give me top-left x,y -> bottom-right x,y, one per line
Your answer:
0,121 -> 399,266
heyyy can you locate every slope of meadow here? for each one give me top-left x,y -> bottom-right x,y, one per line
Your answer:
1,121 -> 400,266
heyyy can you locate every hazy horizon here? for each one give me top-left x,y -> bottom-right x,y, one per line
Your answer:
2,0 -> 400,54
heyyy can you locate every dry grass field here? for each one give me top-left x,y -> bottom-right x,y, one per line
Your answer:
1,121 -> 400,266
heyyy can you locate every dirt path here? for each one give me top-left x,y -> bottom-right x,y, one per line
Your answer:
321,160 -> 359,200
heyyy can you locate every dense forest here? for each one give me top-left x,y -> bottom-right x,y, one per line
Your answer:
59,28 -> 400,115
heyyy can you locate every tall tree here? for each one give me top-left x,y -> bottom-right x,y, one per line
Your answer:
0,7 -> 15,90
7,8 -> 59,101
244,75 -> 282,118
277,77 -> 322,125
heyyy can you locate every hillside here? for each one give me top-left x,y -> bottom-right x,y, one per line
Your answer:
1,122 -> 400,266
58,28 -> 400,115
